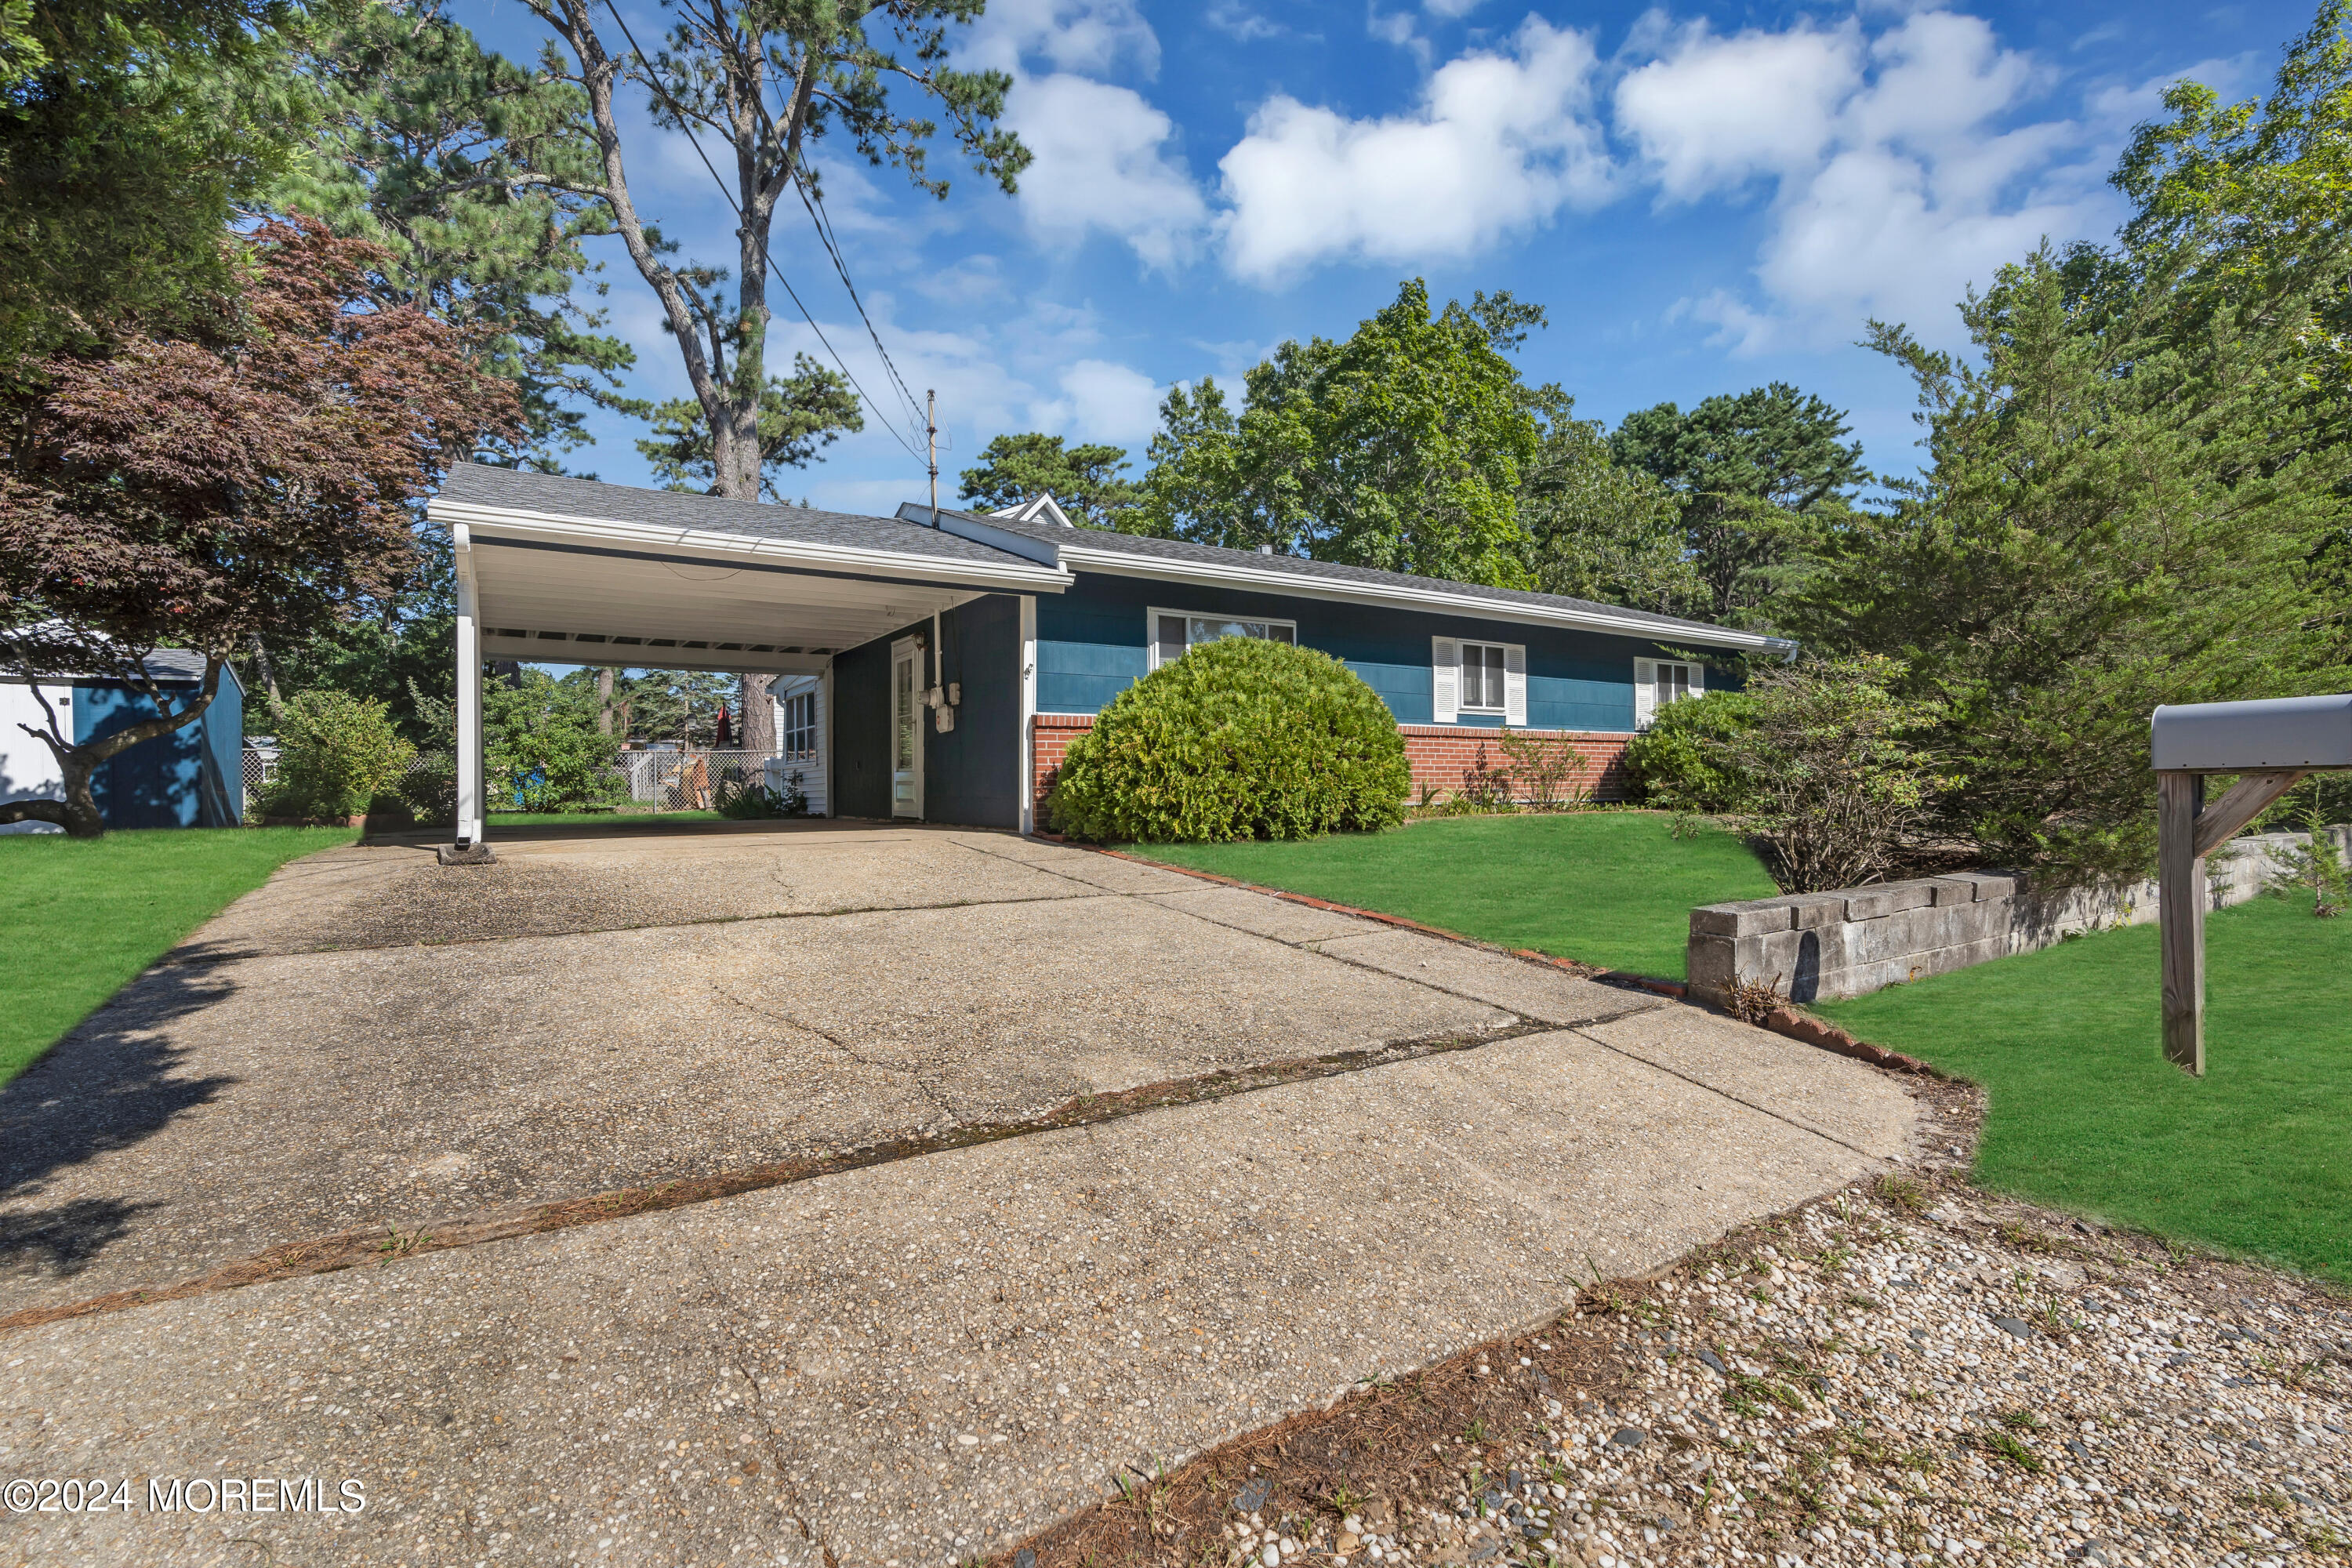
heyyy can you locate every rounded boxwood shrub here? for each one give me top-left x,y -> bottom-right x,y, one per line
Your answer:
1049,636 -> 1410,843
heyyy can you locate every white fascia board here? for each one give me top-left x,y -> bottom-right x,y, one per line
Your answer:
427,498 -> 1073,595
1054,546 -> 1777,652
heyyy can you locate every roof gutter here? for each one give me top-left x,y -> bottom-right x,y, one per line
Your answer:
426,498 -> 1073,595
1052,545 -> 1781,652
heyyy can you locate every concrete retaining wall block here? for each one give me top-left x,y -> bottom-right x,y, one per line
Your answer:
1686,825 -> 2349,1006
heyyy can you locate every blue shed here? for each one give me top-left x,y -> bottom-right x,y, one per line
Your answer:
72,653 -> 245,829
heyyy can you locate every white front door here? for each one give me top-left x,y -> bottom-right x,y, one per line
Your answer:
891,640 -> 923,818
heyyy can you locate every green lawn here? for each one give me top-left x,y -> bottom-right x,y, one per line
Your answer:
1814,894 -> 2352,1283
1130,811 -> 1778,979
0,826 -> 356,1087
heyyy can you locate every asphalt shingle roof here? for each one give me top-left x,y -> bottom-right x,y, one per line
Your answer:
434,466 -> 1766,645
927,505 -> 1766,644
434,465 -> 1040,570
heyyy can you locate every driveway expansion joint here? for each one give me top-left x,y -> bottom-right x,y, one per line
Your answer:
0,1018 -> 1556,1338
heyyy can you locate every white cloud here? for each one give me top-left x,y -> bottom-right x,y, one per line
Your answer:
1029,359 -> 1165,446
1615,19 -> 1861,199
1005,73 -> 1208,268
964,0 -> 1160,77
1206,3 -> 1282,43
1216,16 -> 1613,283
1617,8 -> 2121,350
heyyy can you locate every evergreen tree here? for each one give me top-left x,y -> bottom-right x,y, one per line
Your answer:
1611,383 -> 1867,626
957,433 -> 1140,528
277,0 -> 637,470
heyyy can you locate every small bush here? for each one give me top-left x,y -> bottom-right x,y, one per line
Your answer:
485,670 -> 622,810
263,689 -> 415,820
1048,637 -> 1410,843
1497,728 -> 1592,810
1623,688 -> 1757,812
1711,653 -> 1949,893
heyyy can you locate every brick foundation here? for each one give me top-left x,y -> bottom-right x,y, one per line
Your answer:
1030,713 -> 1630,815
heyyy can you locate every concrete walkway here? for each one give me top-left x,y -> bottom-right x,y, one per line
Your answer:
0,823 -> 1920,1566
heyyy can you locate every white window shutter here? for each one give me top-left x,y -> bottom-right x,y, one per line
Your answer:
1503,644 -> 1526,726
1432,637 -> 1459,722
1689,661 -> 1704,694
1634,659 -> 1657,729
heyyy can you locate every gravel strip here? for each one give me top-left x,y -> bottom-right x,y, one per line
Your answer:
1012,1089 -> 2350,1568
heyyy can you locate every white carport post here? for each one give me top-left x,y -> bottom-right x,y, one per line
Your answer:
450,523 -> 489,859
2151,693 -> 2352,1075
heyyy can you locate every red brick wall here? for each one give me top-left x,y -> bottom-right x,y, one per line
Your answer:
1398,725 -> 1630,804
1031,713 -> 1630,814
1033,713 -> 1095,813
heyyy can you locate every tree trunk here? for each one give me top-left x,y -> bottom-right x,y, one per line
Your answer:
597,666 -> 615,735
739,673 -> 775,750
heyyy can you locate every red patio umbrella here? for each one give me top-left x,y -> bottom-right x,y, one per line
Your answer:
715,703 -> 734,748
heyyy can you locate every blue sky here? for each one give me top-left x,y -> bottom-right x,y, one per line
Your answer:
470,0 -> 2308,515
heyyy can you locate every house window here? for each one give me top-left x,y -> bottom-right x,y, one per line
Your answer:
1457,641 -> 1508,712
1148,608 -> 1298,670
1431,637 -> 1526,724
1634,658 -> 1704,728
780,690 -> 818,759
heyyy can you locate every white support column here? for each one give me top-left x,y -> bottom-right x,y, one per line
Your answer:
452,523 -> 486,849
1018,593 -> 1037,836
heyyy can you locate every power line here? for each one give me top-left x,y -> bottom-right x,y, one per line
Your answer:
789,165 -> 928,438
594,0 -> 929,466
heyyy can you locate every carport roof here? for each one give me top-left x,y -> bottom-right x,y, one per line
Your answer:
434,464 -> 1041,569
426,466 -> 1072,674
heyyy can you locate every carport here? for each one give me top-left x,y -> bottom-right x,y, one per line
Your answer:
426,466 -> 1071,850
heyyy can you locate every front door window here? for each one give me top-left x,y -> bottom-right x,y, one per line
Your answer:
891,643 -> 921,817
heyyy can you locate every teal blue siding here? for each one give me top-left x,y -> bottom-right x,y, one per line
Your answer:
1033,572 -> 1710,728
833,595 -> 1022,828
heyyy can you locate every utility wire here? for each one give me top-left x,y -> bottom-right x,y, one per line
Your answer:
789,164 -> 928,439
596,0 -> 929,465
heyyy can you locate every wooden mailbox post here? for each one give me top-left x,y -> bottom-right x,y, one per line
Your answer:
2149,692 -> 2352,1076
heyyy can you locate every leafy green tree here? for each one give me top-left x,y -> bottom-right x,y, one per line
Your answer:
485,668 -> 622,809
275,0 -> 637,470
263,530 -> 457,747
1519,387 -> 1705,618
590,668 -> 735,748
1611,383 -> 1867,625
1,0 -> 312,361
2112,0 -> 2352,662
522,0 -> 1028,500
1703,654 -> 1947,894
1138,281 -> 1542,586
0,220 -> 519,835
957,432 -> 1140,528
635,353 -> 862,498
1801,245 -> 2349,879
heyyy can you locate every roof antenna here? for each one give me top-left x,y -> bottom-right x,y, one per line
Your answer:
927,388 -> 939,527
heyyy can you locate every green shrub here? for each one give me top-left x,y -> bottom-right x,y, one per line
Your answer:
1049,637 -> 1410,843
1623,688 -> 1757,812
1710,653 -> 1948,892
485,670 -> 622,810
263,689 -> 415,820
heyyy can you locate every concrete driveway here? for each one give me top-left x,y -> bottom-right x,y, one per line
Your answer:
0,821 -> 1920,1566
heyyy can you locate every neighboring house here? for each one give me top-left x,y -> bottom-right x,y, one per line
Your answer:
765,674 -> 828,816
0,652 -> 245,833
426,466 -> 1781,843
